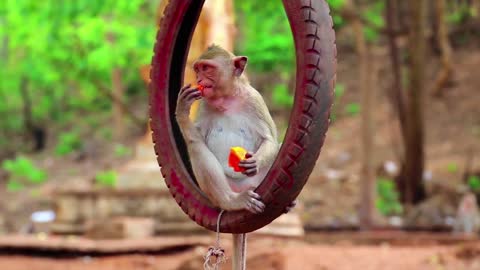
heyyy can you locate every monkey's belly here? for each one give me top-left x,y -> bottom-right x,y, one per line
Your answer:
205,125 -> 258,180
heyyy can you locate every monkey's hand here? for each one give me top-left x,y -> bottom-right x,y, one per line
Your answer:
233,189 -> 265,214
239,152 -> 258,177
175,84 -> 202,121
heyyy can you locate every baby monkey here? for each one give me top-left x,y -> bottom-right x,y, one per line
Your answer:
175,45 -> 279,214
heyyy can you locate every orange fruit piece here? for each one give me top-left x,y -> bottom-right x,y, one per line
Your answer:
193,84 -> 205,96
228,146 -> 248,172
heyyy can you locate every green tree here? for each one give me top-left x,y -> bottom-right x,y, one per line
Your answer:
0,0 -> 159,151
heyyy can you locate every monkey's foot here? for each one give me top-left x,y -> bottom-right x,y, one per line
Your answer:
232,190 -> 265,214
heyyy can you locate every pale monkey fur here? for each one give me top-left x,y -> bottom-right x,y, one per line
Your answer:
175,45 -> 279,213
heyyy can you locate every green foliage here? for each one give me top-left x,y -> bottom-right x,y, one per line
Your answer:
2,156 -> 47,192
362,2 -> 385,42
272,84 -> 294,108
468,175 -> 480,192
327,0 -> 346,10
376,177 -> 403,216
234,2 -> 294,73
6,181 -> 25,192
328,0 -> 384,41
326,0 -> 346,27
0,0 -> 159,147
345,102 -> 361,116
114,144 -> 132,157
331,83 -> 345,122
55,131 -> 83,156
100,128 -> 113,141
447,162 -> 459,173
95,170 -> 117,187
334,83 -> 346,100
447,3 -> 477,24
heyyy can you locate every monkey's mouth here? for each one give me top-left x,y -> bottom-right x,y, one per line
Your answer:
200,84 -> 213,89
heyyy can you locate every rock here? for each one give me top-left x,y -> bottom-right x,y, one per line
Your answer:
404,194 -> 458,228
116,161 -> 166,190
85,217 -> 155,240
54,194 -> 82,223
49,222 -> 86,235
423,176 -> 463,197
383,161 -> 399,177
423,170 -> 433,182
115,137 -> 166,190
31,210 -> 55,233
255,212 -> 305,237
51,188 -> 197,235
388,216 -> 404,227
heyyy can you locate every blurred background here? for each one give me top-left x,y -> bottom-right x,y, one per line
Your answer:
0,0 -> 480,269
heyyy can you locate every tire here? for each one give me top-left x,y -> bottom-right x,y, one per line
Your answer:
149,0 -> 336,234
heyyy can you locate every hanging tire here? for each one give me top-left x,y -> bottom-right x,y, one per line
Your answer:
149,0 -> 336,234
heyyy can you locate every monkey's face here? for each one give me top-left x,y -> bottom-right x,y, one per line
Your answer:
193,57 -> 234,100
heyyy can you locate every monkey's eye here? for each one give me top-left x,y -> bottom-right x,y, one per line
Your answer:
202,65 -> 209,71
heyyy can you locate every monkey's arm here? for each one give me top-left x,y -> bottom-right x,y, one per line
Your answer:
175,85 -> 265,214
239,90 -> 279,177
175,85 -> 204,143
249,88 -> 279,168
254,134 -> 279,168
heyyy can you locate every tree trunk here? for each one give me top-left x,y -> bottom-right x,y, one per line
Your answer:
20,79 -> 32,135
403,0 -> 427,205
187,0 -> 235,121
112,68 -> 125,140
19,78 -> 45,151
474,0 -> 480,17
347,0 -> 376,229
359,44 -> 377,230
386,0 -> 408,160
141,0 -> 234,144
432,0 -> 453,97
107,29 -> 126,141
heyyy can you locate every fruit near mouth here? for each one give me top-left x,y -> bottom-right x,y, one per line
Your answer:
194,84 -> 205,95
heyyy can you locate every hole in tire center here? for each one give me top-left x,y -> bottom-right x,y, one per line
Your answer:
173,1 -> 296,206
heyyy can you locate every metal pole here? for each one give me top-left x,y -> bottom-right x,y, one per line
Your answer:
232,233 -> 247,270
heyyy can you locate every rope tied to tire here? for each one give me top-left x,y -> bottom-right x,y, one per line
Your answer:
203,210 -> 226,270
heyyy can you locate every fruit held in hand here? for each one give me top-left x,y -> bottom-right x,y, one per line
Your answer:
228,146 -> 248,172
194,84 -> 205,96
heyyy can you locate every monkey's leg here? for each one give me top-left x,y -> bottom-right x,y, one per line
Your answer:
232,233 -> 247,270
185,136 -> 265,213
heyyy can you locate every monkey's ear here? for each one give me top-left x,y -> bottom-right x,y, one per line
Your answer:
233,56 -> 248,77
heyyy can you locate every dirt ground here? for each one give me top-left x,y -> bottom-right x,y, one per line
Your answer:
1,235 -> 480,270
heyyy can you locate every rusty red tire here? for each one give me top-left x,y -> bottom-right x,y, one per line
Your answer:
149,0 -> 336,234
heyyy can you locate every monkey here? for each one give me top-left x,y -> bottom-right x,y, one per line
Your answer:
175,45 -> 301,270
454,192 -> 480,235
175,45 -> 279,214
